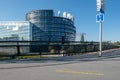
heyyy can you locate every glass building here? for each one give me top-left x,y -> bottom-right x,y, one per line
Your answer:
0,10 -> 76,42
0,21 -> 32,41
26,10 -> 76,42
0,10 -> 76,53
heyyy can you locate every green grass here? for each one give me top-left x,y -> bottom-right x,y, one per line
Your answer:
0,52 -> 10,55
15,55 -> 46,59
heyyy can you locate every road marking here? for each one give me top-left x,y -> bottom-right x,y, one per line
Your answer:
55,70 -> 104,76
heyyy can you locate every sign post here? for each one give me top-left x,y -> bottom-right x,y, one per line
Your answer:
99,22 -> 102,57
96,0 -> 105,57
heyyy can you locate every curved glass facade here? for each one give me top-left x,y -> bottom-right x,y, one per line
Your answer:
26,10 -> 76,42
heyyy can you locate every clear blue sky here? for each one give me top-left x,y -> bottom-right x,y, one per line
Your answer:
0,0 -> 119,42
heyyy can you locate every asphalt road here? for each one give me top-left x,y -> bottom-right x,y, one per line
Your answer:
0,49 -> 120,80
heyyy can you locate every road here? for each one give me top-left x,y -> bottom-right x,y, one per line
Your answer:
0,49 -> 120,80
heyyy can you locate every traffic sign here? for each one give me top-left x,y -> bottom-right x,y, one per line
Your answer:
96,13 -> 104,22
96,0 -> 105,12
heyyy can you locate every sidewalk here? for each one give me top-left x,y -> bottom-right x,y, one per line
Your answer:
0,48 -> 120,70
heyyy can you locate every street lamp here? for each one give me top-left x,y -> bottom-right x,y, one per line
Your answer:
96,0 -> 106,57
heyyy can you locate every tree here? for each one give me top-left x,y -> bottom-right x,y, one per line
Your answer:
114,41 -> 120,45
80,33 -> 86,43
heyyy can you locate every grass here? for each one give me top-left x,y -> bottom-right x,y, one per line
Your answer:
0,54 -> 47,60
0,52 -> 10,55
15,55 -> 46,59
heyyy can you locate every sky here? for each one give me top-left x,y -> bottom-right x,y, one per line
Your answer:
0,0 -> 120,42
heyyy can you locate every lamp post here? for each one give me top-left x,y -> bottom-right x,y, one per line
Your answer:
96,0 -> 105,57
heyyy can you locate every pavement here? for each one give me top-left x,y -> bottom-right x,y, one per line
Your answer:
0,48 -> 120,80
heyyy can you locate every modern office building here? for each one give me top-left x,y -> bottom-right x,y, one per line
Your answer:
0,21 -> 32,41
0,21 -> 33,53
0,10 -> 76,42
0,10 -> 76,53
26,10 -> 76,42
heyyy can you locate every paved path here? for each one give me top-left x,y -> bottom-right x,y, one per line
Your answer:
0,49 -> 120,80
